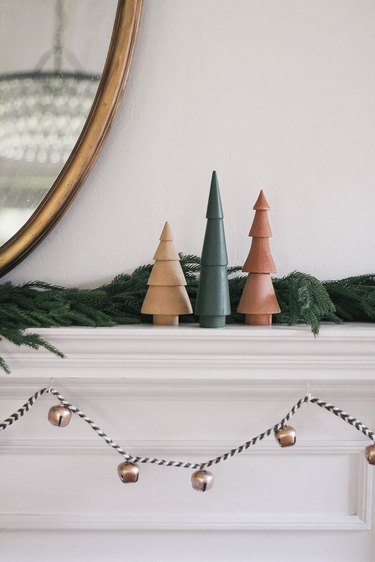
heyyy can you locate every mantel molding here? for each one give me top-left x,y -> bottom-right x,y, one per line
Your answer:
1,324 -> 375,533
0,324 -> 374,381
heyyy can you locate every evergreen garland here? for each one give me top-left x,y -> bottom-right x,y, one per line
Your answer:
0,255 -> 374,374
324,274 -> 375,322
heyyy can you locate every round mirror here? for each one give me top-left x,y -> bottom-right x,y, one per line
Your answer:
0,0 -> 142,274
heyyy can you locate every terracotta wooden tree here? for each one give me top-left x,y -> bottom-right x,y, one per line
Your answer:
195,171 -> 231,328
141,222 -> 192,325
237,190 -> 280,326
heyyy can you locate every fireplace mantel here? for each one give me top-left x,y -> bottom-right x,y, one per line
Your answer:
1,323 -> 375,541
1,324 -> 375,381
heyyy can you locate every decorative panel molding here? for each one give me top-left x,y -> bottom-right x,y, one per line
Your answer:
0,439 -> 371,531
2,379 -> 375,401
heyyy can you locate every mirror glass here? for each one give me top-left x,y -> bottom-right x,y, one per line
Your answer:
0,0 -> 117,246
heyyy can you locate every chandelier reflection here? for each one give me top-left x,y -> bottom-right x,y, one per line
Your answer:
0,71 -> 99,165
0,0 -> 100,166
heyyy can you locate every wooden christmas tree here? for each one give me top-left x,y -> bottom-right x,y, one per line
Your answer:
237,190 -> 280,326
141,222 -> 192,325
195,171 -> 231,328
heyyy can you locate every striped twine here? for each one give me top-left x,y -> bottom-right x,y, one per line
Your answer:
0,389 -> 374,470
0,388 -> 49,430
310,397 -> 375,442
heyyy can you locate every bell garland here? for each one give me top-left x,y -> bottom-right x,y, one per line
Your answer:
0,256 -> 375,373
47,404 -> 72,427
117,461 -> 140,483
1,387 -> 375,493
274,426 -> 297,448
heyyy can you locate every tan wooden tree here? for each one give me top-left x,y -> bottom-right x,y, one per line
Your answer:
237,190 -> 280,325
141,222 -> 192,325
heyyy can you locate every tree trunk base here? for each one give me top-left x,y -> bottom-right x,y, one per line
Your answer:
199,315 -> 226,328
245,314 -> 272,326
153,315 -> 179,326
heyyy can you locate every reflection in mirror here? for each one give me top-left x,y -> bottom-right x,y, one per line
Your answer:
0,0 -> 117,245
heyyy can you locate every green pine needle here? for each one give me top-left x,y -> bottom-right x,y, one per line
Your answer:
273,271 -> 340,335
0,255 -> 373,373
0,355 -> 11,375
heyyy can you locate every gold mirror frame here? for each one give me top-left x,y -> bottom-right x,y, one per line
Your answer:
0,0 -> 142,276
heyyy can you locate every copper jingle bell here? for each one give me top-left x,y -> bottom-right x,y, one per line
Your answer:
118,462 -> 140,483
48,404 -> 72,427
365,444 -> 375,465
191,469 -> 214,492
274,425 -> 296,448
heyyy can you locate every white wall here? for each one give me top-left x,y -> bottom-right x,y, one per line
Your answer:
4,0 -> 375,286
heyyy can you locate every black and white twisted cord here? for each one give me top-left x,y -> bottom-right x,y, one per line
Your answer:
0,389 -> 374,470
202,395 -> 308,468
0,388 -> 49,430
310,397 -> 375,442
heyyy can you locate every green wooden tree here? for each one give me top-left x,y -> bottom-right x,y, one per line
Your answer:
195,171 -> 231,328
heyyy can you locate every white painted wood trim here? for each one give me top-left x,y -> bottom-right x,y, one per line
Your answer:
0,324 -> 375,380
3,379 -> 375,401
0,513 -> 366,532
0,440 -> 370,531
1,325 -> 374,534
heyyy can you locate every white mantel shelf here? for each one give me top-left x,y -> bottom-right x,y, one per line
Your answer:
1,323 -> 375,381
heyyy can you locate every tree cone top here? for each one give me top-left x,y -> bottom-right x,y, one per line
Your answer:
153,240 -> 180,261
206,171 -> 224,219
253,190 -> 270,211
159,221 -> 174,241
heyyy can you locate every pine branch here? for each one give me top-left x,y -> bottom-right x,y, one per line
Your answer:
324,276 -> 375,321
0,354 -> 11,375
0,257 -> 374,373
273,271 -> 340,334
0,328 -> 64,372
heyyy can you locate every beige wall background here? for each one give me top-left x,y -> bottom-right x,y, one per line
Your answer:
3,0 -> 375,286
